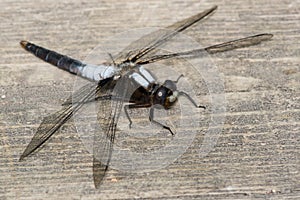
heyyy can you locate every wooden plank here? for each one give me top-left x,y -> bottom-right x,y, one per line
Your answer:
0,0 -> 299,199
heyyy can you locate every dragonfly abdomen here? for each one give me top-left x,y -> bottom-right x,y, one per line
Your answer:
20,41 -> 84,75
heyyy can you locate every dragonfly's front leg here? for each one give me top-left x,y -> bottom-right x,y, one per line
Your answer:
149,107 -> 174,135
178,91 -> 206,109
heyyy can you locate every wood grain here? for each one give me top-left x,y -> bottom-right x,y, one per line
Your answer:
0,0 -> 299,199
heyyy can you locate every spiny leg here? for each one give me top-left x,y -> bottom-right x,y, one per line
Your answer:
124,103 -> 175,134
124,104 -> 133,128
124,103 -> 152,128
178,91 -> 206,109
174,74 -> 184,83
173,75 -> 205,109
149,107 -> 174,135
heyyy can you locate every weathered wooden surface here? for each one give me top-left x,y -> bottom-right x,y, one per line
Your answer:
0,0 -> 299,199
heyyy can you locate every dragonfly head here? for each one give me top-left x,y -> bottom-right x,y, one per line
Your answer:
154,80 -> 179,109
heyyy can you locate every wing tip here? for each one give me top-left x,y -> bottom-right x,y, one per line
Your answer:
205,5 -> 218,17
19,148 -> 31,161
94,181 -> 100,189
265,33 -> 274,39
212,5 -> 218,10
258,33 -> 274,41
206,5 -> 218,14
19,153 -> 26,161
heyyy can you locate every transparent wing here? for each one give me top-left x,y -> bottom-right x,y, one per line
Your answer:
112,6 -> 217,65
19,105 -> 74,160
92,75 -> 130,188
62,82 -> 98,106
136,33 -> 273,65
19,78 -> 113,160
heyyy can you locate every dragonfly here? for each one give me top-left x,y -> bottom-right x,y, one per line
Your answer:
19,6 -> 273,188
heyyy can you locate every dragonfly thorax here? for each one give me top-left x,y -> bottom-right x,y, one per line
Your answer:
117,61 -> 136,72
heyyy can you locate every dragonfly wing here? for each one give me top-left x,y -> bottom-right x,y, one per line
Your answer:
19,78 -> 114,161
93,157 -> 109,188
92,105 -> 117,188
92,75 -> 130,188
111,6 -> 217,65
19,105 -> 74,160
62,82 -> 98,106
204,33 -> 274,54
136,33 -> 273,65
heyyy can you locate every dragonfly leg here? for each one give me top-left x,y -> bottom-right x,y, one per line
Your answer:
173,74 -> 184,83
178,91 -> 206,109
149,107 -> 174,135
124,104 -> 133,128
124,102 -> 152,128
